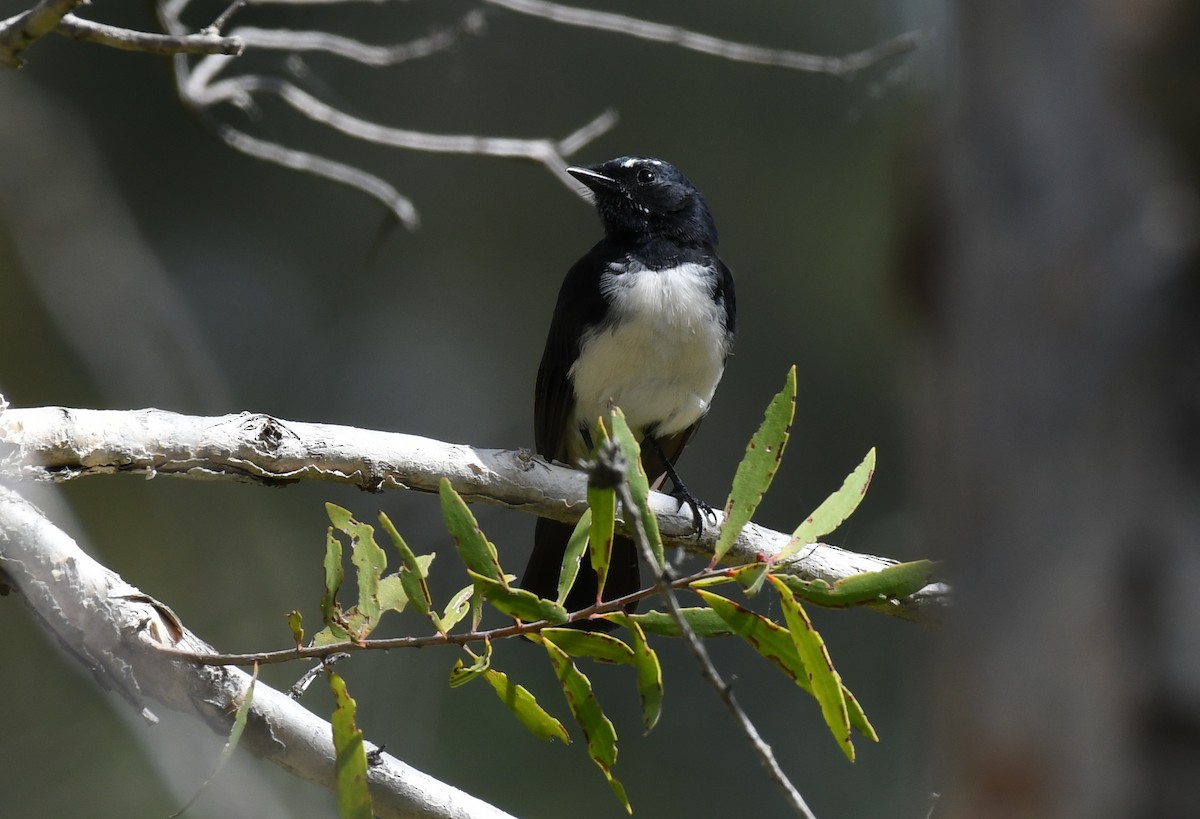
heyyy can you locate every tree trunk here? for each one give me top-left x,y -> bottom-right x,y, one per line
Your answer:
923,2 -> 1200,816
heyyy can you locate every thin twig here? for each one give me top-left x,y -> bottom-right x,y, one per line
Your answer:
159,569 -> 716,667
212,122 -> 420,227
206,0 -> 246,34
601,443 -> 819,819
154,0 -> 921,220
157,1 -> 615,223
482,0 -> 922,79
231,10 -> 484,66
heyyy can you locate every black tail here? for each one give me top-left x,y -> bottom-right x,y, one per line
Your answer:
521,518 -> 641,630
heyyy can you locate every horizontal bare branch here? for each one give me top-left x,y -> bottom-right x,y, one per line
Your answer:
1,1 -> 242,67
0,405 -> 949,621
0,484 -> 515,819
54,14 -> 244,57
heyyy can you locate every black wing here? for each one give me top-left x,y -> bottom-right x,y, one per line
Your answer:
534,241 -> 614,461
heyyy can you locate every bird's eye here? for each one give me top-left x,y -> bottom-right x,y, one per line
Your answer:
635,168 -> 655,185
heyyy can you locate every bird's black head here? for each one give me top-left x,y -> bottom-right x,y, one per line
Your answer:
567,157 -> 718,247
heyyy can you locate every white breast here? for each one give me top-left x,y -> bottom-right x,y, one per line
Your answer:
568,261 -> 729,456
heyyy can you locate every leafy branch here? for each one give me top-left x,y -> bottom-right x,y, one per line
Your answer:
152,368 -> 939,816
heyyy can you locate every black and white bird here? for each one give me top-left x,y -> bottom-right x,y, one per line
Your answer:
521,156 -> 737,618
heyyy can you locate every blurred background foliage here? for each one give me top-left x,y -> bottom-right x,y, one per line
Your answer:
0,1 -> 940,817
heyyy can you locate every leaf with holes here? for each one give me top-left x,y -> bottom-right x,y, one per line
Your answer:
328,670 -> 373,819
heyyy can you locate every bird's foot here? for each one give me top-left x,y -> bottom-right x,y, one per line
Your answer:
671,485 -> 716,539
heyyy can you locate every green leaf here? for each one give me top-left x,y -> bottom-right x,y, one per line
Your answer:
543,638 -> 630,814
542,628 -> 636,664
688,574 -> 738,589
310,604 -> 376,648
377,574 -> 409,613
732,562 -> 771,597
328,670 -> 374,819
286,611 -> 304,649
321,528 -> 345,632
713,366 -> 797,564
440,583 -> 475,632
169,664 -> 258,818
556,510 -> 593,606
695,590 -> 875,743
767,575 -> 853,761
626,618 -> 663,733
483,666 -> 570,744
469,570 -> 569,624
310,555 -> 440,646
324,504 -> 391,634
775,560 -> 938,608
439,478 -> 506,585
378,512 -> 433,617
587,421 -> 618,602
606,607 -> 734,639
449,644 -> 492,688
842,685 -> 879,743
221,665 -> 257,772
694,589 -> 815,695
324,502 -> 356,532
349,523 -> 387,630
776,448 -> 876,564
609,408 -> 663,572
311,627 -> 350,647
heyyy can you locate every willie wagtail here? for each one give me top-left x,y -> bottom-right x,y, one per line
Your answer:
521,156 -> 736,618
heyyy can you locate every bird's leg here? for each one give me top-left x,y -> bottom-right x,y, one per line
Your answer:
649,438 -> 715,538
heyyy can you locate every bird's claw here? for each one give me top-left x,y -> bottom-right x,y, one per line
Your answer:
672,487 -> 715,539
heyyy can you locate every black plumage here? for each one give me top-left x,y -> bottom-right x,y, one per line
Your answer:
522,157 -> 736,623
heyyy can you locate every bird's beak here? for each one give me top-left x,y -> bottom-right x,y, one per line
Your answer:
566,165 -> 620,195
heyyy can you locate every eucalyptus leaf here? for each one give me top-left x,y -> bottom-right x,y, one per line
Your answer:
712,366 -> 796,564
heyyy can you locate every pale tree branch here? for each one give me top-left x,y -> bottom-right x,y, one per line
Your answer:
0,0 -> 85,67
0,483 -> 516,819
158,0 -> 617,226
0,405 -> 950,622
52,14 -> 244,57
0,1 -> 242,68
3,0 -> 922,216
151,0 -> 921,224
